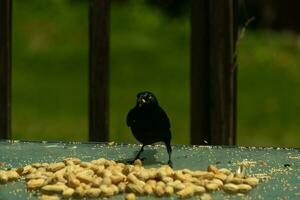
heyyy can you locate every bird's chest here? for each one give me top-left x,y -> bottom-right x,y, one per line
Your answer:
131,110 -> 156,130
128,107 -> 168,144
130,112 -> 158,144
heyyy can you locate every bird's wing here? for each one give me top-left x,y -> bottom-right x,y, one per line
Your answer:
156,106 -> 171,128
126,108 -> 135,127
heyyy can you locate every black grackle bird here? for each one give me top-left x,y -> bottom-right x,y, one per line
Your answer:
127,91 -> 173,167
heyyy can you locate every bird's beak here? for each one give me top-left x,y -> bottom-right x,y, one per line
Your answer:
138,98 -> 146,107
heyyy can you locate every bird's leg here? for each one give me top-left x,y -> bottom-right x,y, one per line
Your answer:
128,144 -> 146,164
165,141 -> 173,168
135,144 -> 145,161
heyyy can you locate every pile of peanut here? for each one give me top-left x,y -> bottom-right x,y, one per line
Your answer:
0,158 -> 259,200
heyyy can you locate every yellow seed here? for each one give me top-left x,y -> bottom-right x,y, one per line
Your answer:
214,173 -> 227,181
41,183 -> 66,194
170,180 -> 185,191
111,175 -> 125,184
25,172 -> 46,180
6,170 -> 20,180
157,181 -> 165,188
95,165 -> 105,175
146,179 -> 156,188
118,182 -> 127,192
176,186 -> 194,198
127,173 -> 139,183
101,176 -> 112,185
39,195 -> 60,200
136,170 -> 150,181
37,167 -> 46,172
223,183 -> 239,193
154,185 -> 165,196
162,176 -> 173,183
32,163 -> 42,168
211,178 -> 223,186
76,174 -> 93,184
182,168 -> 194,174
218,168 -> 232,175
194,185 -> 206,194
244,177 -> 259,187
229,177 -> 244,184
54,168 -> 66,183
48,162 -> 65,172
80,162 -> 92,168
174,171 -> 191,182
64,158 -> 81,165
62,187 -> 74,198
22,165 -> 34,174
147,168 -> 157,179
191,178 -> 205,186
0,171 -> 8,183
143,184 -> 153,195
74,186 -> 85,197
101,185 -> 115,196
27,178 -> 45,189
225,173 -> 234,183
111,184 -> 120,194
133,159 -> 142,166
165,186 -> 174,195
207,165 -> 218,174
200,193 -> 212,200
69,178 -> 81,188
91,158 -> 106,166
205,183 -> 219,191
125,193 -> 136,200
80,182 -> 91,190
86,188 -> 101,198
127,183 -> 144,195
237,184 -> 252,193
193,171 -> 214,179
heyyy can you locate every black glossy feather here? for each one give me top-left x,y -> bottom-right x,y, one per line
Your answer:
127,91 -> 173,166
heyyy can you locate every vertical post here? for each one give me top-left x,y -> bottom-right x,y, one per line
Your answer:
190,0 -> 210,144
232,0 -> 238,145
208,0 -> 236,145
0,0 -> 12,139
89,0 -> 110,142
190,0 -> 237,145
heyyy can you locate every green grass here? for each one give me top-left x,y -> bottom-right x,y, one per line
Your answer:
237,31 -> 300,147
11,0 -> 300,147
12,0 -> 89,141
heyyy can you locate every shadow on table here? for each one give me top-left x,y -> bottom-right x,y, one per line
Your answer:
116,149 -> 165,166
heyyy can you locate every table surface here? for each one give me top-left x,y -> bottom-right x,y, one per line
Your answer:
0,140 -> 299,199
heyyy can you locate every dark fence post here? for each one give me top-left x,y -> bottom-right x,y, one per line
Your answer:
0,0 -> 12,139
89,0 -> 110,142
191,0 -> 210,145
191,0 -> 238,145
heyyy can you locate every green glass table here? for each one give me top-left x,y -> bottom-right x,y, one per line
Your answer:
0,140 -> 299,199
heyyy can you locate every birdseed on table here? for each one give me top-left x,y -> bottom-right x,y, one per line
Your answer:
0,157 -> 260,199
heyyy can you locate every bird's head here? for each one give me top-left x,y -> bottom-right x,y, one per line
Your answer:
136,91 -> 158,107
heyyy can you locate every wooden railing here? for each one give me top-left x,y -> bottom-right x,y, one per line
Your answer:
0,0 -> 12,139
0,0 -> 237,145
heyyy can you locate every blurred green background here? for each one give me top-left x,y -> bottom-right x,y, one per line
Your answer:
11,0 -> 300,147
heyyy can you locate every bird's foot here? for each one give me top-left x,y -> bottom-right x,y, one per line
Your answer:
140,157 -> 146,162
167,160 -> 173,168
